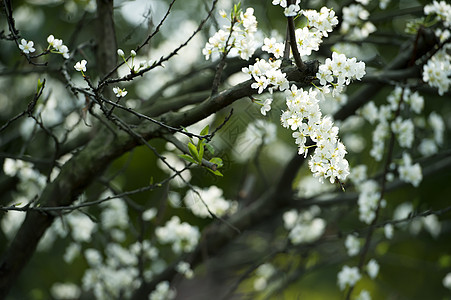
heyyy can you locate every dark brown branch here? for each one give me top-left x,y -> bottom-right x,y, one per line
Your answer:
286,0 -> 305,71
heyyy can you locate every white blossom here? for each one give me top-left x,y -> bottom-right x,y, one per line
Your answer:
48,35 -> 70,58
260,98 -> 273,116
202,7 -> 257,60
398,153 -> 422,187
50,282 -> 81,300
345,234 -> 360,256
67,212 -> 97,243
366,259 -> 379,279
100,197 -> 129,230
155,216 -> 200,254
74,60 -> 87,72
149,281 -> 176,300
424,1 -> 451,27
284,4 -> 300,17
357,180 -> 381,224
184,186 -> 237,218
384,223 -> 394,239
113,87 -> 128,98
284,206 -> 326,244
337,265 -> 361,290
142,208 -> 157,221
356,290 -> 372,300
175,261 -> 194,279
443,272 -> 451,290
19,39 -> 35,54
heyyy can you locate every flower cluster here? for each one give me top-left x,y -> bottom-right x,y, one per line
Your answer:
294,27 -> 323,57
155,216 -> 200,254
2,159 -> 46,235
422,52 -> 451,96
366,259 -> 380,279
82,245 -> 140,299
357,180 -> 384,224
242,55 -> 352,184
337,265 -> 361,291
316,52 -> 366,95
283,206 -> 326,244
50,282 -> 81,300
184,186 -> 237,218
340,4 -> 375,39
356,290 -> 371,300
117,48 -> 151,73
429,111 -> 445,146
175,261 -> 194,279
361,87 -> 427,162
262,7 -> 338,60
398,153 -> 423,187
422,5 -> 451,103
302,7 -> 339,38
202,7 -> 257,60
47,35 -> 70,59
261,37 -> 285,59
391,117 -> 414,148
345,234 -> 361,257
336,260 -> 377,297
243,58 -> 289,94
280,86 -> 350,183
100,197 -> 129,232
149,281 -> 176,300
424,0 -> 451,27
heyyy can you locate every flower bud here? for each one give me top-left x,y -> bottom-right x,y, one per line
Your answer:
117,49 -> 124,57
130,50 -> 137,57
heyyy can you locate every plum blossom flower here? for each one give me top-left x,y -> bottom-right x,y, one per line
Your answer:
366,259 -> 379,279
19,39 -> 35,54
284,4 -> 300,17
47,35 -> 70,59
345,234 -> 360,256
272,0 -> 287,7
261,98 -> 273,116
443,272 -> 451,290
337,265 -> 361,290
113,87 -> 128,98
74,60 -> 87,73
202,7 -> 257,61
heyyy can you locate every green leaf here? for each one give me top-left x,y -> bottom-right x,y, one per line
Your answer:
206,143 -> 215,155
210,157 -> 223,168
200,125 -> 209,136
198,140 -> 204,162
179,154 -> 198,165
37,79 -> 43,93
188,142 -> 200,163
207,168 -> 223,177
